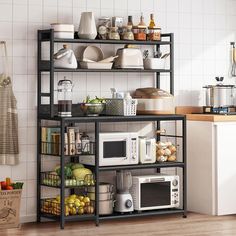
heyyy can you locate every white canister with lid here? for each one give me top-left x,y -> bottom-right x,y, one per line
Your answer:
133,87 -> 175,114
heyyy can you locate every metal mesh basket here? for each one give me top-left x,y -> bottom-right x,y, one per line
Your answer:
105,98 -> 137,116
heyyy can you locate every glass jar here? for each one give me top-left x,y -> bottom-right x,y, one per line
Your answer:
123,25 -> 134,40
148,27 -> 161,41
108,26 -> 120,40
133,26 -> 147,41
97,17 -> 111,39
57,78 -> 73,117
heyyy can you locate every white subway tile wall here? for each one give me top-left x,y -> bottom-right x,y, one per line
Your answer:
0,0 -> 235,222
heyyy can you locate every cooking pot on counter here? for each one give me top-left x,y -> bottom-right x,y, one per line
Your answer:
203,77 -> 235,107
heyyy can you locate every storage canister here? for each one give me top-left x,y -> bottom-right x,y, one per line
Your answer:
133,87 -> 175,114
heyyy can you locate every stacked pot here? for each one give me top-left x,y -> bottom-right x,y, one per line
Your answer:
87,182 -> 114,215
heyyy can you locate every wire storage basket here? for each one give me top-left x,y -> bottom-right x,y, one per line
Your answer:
105,98 -> 137,116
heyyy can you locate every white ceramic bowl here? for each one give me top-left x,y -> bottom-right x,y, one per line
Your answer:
82,46 -> 104,62
143,58 -> 166,70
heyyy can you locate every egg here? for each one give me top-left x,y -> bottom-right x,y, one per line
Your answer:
157,149 -> 165,156
168,145 -> 177,154
168,155 -> 177,162
157,155 -> 166,162
164,148 -> 171,156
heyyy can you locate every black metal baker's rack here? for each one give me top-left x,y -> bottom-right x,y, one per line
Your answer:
37,29 -> 187,229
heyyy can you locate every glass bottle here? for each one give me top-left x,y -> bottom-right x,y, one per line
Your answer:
138,13 -> 146,28
149,13 -> 156,28
57,77 -> 73,117
127,16 -> 133,27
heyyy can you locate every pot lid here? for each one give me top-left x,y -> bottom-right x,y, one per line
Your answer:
203,76 -> 236,88
203,84 -> 236,88
133,87 -> 173,99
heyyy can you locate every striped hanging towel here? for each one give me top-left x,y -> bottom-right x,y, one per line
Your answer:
0,42 -> 19,165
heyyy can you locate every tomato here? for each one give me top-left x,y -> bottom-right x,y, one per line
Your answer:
6,186 -> 13,190
1,181 -> 7,190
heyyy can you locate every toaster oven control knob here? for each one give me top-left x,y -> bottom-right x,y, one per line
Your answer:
172,179 -> 178,187
125,199 -> 133,208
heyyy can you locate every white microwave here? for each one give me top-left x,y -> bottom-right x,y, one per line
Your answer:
130,174 -> 179,211
79,132 -> 139,166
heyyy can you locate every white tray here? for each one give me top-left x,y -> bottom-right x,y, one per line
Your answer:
80,62 -> 113,69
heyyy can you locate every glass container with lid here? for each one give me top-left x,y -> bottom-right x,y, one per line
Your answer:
123,25 -> 134,40
108,26 -> 120,40
57,77 -> 73,117
97,17 -> 111,39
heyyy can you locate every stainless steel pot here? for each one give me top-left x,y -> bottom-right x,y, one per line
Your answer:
98,199 -> 114,215
87,192 -> 114,201
203,77 -> 235,107
87,182 -> 113,193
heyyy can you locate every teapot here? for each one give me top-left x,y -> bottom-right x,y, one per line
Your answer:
54,45 -> 77,69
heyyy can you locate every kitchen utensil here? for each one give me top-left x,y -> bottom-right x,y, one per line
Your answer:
82,46 -> 104,62
115,170 -> 134,213
114,48 -> 144,69
133,87 -> 175,114
231,42 -> 236,77
154,48 -> 162,58
143,50 -> 149,59
203,77 -> 235,107
161,53 -> 170,59
51,24 -> 74,39
78,12 -> 97,39
54,45 -> 77,69
79,103 -> 105,116
143,58 -> 166,69
57,78 -> 73,117
98,55 -> 118,63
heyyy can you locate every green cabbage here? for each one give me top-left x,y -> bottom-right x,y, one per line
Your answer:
72,168 -> 92,180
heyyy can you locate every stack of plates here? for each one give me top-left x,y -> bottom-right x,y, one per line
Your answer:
51,24 -> 74,39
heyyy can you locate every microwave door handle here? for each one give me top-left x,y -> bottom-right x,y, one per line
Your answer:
149,178 -> 165,182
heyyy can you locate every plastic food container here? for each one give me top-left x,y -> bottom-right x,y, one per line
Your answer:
133,88 -> 175,114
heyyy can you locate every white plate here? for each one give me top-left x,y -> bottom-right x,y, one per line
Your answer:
80,62 -> 113,69
82,46 -> 104,62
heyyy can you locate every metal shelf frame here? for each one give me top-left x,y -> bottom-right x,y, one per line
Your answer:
37,29 -> 186,229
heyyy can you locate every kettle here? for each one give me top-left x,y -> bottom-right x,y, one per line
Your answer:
54,45 -> 77,69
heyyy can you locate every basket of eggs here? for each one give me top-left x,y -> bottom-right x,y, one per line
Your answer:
156,129 -> 177,162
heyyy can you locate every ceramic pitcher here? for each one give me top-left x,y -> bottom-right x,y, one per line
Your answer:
78,12 -> 97,39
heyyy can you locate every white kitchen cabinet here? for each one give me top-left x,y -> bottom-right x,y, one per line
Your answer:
187,121 -> 236,215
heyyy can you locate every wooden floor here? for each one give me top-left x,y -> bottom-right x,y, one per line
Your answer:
1,213 -> 236,236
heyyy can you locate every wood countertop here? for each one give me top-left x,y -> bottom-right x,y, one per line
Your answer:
176,106 -> 236,122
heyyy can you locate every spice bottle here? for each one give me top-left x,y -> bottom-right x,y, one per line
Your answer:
147,13 -> 161,41
127,16 -> 133,27
81,132 -> 90,154
133,13 -> 147,41
149,13 -> 155,28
